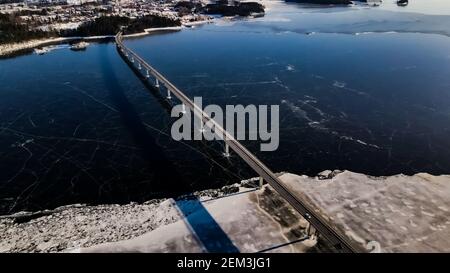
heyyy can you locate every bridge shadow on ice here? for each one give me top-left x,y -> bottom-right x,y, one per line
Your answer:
98,46 -> 239,253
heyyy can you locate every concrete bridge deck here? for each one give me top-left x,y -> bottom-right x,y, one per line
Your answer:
115,32 -> 364,253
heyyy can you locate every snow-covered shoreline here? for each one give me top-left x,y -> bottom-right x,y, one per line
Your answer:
119,26 -> 183,38
0,182 -> 244,253
0,35 -> 116,57
1,170 -> 449,253
279,170 -> 450,252
0,20 -> 212,57
0,37 -> 74,57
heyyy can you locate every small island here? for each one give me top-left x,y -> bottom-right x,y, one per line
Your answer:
397,0 -> 409,7
203,1 -> 265,17
285,0 -> 352,5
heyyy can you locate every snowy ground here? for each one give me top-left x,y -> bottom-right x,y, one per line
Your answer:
279,171 -> 450,252
75,186 -> 315,253
0,184 -> 241,253
1,171 -> 449,253
75,171 -> 450,253
0,181 -> 317,253
0,199 -> 179,252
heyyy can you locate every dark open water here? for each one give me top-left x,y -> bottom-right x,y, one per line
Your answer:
1,1 -> 450,214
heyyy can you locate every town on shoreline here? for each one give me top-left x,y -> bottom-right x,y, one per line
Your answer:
0,0 -> 395,56
0,0 -> 266,56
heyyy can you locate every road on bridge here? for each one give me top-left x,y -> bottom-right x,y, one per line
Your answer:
115,32 -> 366,253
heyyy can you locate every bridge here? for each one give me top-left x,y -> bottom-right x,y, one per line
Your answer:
115,32 -> 365,253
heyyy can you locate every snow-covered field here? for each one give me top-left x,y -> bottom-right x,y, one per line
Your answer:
279,171 -> 450,252
1,171 -> 449,253
75,187 -> 315,253
0,199 -> 180,252
0,181 -> 317,253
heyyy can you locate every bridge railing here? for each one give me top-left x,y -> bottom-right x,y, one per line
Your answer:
115,32 -> 364,253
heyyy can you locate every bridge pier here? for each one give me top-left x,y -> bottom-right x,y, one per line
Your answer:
259,176 -> 264,188
131,57 -> 134,63
138,62 -> 142,70
167,89 -> 172,99
223,143 -> 230,157
181,103 -> 186,114
155,79 -> 160,88
305,221 -> 317,239
199,115 -> 205,133
146,70 -> 150,78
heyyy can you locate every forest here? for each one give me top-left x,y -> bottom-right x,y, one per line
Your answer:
0,13 -> 181,44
